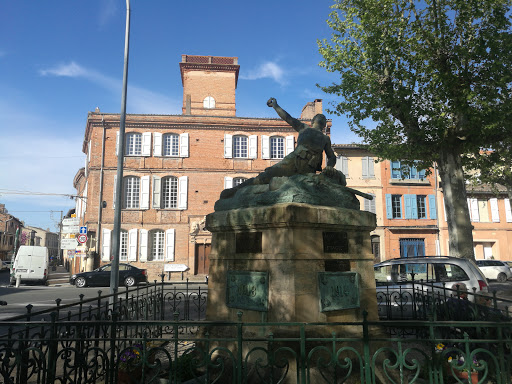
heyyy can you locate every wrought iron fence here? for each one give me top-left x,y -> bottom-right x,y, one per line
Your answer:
376,277 -> 512,321
2,278 -> 512,383
1,311 -> 511,383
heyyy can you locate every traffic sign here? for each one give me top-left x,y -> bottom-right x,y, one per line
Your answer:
77,234 -> 88,244
80,226 -> 87,235
63,218 -> 79,226
61,238 -> 78,250
62,225 -> 80,234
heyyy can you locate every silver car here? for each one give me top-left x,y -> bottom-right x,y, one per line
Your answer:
374,256 -> 489,319
475,259 -> 512,282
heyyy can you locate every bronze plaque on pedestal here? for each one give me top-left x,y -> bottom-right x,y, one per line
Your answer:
226,271 -> 269,312
318,272 -> 360,312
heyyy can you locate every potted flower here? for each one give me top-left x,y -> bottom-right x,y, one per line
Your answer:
445,353 -> 480,383
117,343 -> 144,384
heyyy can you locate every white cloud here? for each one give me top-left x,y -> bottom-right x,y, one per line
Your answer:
38,61 -> 180,114
241,61 -> 288,86
99,0 -> 119,28
39,62 -> 88,77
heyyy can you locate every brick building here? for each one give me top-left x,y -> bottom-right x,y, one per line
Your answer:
332,145 -> 512,262
0,204 -> 23,262
72,55 -> 331,279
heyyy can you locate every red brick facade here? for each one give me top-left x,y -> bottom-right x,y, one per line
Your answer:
72,55 -> 330,281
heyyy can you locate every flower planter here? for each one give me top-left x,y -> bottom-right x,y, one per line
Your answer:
455,370 -> 479,384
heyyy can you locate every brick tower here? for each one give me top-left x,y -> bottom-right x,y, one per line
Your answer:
180,55 -> 240,116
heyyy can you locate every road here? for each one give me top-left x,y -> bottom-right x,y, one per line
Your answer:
2,270 -> 512,320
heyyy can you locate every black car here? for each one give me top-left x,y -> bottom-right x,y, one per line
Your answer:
69,263 -> 148,288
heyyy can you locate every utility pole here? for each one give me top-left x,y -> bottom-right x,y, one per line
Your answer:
50,210 -> 63,262
111,0 -> 131,304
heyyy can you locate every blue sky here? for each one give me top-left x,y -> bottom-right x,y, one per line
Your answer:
0,0 -> 360,232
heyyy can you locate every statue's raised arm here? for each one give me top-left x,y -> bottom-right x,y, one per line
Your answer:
267,98 -> 305,132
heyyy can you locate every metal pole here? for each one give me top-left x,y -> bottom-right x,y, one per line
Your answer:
110,0 -> 131,302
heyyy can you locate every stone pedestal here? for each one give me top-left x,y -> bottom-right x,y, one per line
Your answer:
205,202 -> 378,330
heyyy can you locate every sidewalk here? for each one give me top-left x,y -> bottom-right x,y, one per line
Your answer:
47,265 -> 70,286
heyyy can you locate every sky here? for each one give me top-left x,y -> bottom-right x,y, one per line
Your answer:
0,0 -> 361,232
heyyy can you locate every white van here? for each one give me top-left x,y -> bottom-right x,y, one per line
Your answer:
10,246 -> 49,285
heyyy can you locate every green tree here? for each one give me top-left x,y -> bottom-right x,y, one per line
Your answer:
318,0 -> 512,259
465,136 -> 512,200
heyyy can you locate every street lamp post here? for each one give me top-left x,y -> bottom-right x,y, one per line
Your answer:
110,0 -> 131,304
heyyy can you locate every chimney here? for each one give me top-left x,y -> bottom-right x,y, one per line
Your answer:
314,99 -> 323,115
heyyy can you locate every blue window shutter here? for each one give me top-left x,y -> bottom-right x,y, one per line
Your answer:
391,161 -> 400,178
404,195 -> 412,219
385,194 -> 393,219
410,166 -> 417,179
429,195 -> 437,219
411,195 -> 418,219
419,169 -> 426,180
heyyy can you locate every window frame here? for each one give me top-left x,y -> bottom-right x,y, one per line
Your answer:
123,176 -> 140,209
391,195 -> 402,219
120,230 -> 128,261
149,229 -> 165,261
203,96 -> 215,109
270,136 -> 285,159
162,176 -> 178,209
417,195 -> 427,219
233,135 -> 248,159
163,133 -> 180,157
126,132 -> 142,156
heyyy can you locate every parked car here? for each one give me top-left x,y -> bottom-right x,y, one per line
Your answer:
70,263 -> 148,288
475,259 -> 512,282
374,256 -> 489,319
503,261 -> 512,273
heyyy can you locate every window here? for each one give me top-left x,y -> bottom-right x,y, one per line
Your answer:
391,160 -> 426,180
362,157 -> 374,178
364,194 -> 376,214
126,133 -> 142,156
203,96 -> 215,109
392,195 -> 402,218
120,231 -> 128,261
153,133 -> 189,157
371,235 -> 380,263
152,176 -> 188,210
262,135 -> 294,159
144,229 -> 174,262
224,134 -> 257,159
149,230 -> 165,261
401,194 -> 436,219
270,136 -> 285,159
234,177 -> 247,186
468,198 -> 492,222
162,177 -> 178,209
417,195 -> 426,219
400,238 -> 425,258
123,176 -> 140,209
233,136 -> 248,158
163,134 -> 179,156
336,155 -> 348,176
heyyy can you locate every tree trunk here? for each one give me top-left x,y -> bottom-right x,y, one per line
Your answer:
437,148 -> 475,260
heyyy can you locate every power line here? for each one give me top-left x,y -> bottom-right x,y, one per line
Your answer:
0,189 -> 77,198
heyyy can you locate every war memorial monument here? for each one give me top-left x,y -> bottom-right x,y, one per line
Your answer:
202,98 -> 380,381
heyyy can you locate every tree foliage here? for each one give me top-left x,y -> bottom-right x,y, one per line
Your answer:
319,0 -> 512,258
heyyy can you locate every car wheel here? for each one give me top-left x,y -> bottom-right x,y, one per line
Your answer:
75,277 -> 87,288
497,272 -> 507,283
124,276 -> 136,287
